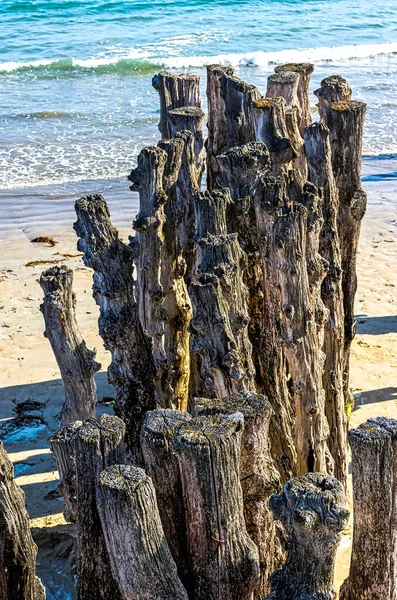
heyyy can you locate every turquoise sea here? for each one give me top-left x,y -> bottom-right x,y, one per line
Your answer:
0,0 -> 397,232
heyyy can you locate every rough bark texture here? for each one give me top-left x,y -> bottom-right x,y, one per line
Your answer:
152,71 -> 201,139
141,409 -> 192,592
217,143 -> 332,483
167,106 -> 205,175
220,72 -> 261,148
340,417 -> 397,600
275,63 -> 315,133
304,121 -> 347,485
267,473 -> 349,600
97,465 -> 189,600
0,441 -> 46,600
266,71 -> 299,109
192,393 -> 281,597
74,194 -> 156,455
206,64 -> 235,190
174,413 -> 260,600
40,265 -> 100,425
251,97 -> 297,172
48,420 -> 82,523
314,75 -> 352,121
285,106 -> 307,179
74,414 -> 126,600
318,98 -> 367,412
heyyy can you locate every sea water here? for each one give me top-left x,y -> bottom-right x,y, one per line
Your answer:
1,0 -> 397,232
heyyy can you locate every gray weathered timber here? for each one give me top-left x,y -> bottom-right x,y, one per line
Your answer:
0,441 -> 46,600
285,106 -> 307,179
40,265 -> 100,425
74,414 -> 126,600
266,71 -> 300,109
194,188 -> 231,240
189,232 -> 256,398
251,96 -> 297,172
275,62 -> 315,133
340,417 -> 397,600
141,409 -> 192,592
314,75 -> 352,121
175,413 -> 260,600
192,393 -> 281,598
206,64 -> 235,190
220,72 -> 261,148
304,122 -> 347,485
319,99 -> 367,412
167,106 -> 205,175
74,194 -> 156,455
267,473 -> 349,600
97,465 -> 189,600
152,71 -> 201,139
48,421 -> 82,523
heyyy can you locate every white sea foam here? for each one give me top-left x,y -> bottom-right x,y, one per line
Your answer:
0,59 -> 54,72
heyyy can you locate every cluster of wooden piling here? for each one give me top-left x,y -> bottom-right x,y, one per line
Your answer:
1,63 -> 394,600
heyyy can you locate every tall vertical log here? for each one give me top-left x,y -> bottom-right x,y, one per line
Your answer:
74,194 -> 156,455
40,265 -> 100,425
175,413 -> 260,600
152,71 -> 201,139
318,98 -> 367,408
0,441 -> 46,600
267,473 -> 349,600
304,121 -> 347,485
206,64 -> 235,190
167,106 -> 205,175
314,75 -> 352,121
266,71 -> 299,109
220,72 -> 261,148
49,420 -> 82,523
97,465 -> 189,600
285,106 -> 307,179
192,393 -> 281,598
141,409 -> 192,591
340,417 -> 397,600
251,97 -> 297,171
74,414 -> 126,600
275,63 -> 315,133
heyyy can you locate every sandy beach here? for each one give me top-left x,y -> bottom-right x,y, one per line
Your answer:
0,168 -> 396,598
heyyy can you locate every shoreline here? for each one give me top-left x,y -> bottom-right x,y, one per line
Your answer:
0,174 -> 396,597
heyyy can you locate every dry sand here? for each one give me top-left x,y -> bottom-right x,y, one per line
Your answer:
0,176 -> 396,598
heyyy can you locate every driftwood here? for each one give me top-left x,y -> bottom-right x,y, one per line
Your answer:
304,122 -> 347,484
74,414 -> 126,600
267,473 -> 349,600
0,441 -> 45,600
40,265 -> 100,425
174,412 -> 260,600
192,393 -> 281,597
274,63 -> 315,133
153,71 -> 201,139
206,64 -> 235,190
97,465 -> 188,600
340,417 -> 397,600
315,81 -> 367,409
141,409 -> 192,591
49,420 -> 82,523
74,194 -> 156,455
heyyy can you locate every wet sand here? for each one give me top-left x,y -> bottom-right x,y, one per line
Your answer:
0,171 -> 396,598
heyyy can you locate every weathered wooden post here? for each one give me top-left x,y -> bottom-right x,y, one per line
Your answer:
266,71 -> 299,108
275,63 -> 315,133
317,92 -> 367,408
206,64 -> 235,190
266,473 -> 349,600
0,441 -> 46,600
49,420 -> 82,523
304,121 -> 347,484
74,414 -> 126,600
40,265 -> 100,425
152,71 -> 201,139
192,393 -> 281,597
167,106 -> 205,174
174,412 -> 260,600
220,72 -> 261,148
74,194 -> 156,455
315,75 -> 352,120
340,417 -> 397,600
141,409 -> 192,591
97,465 -> 189,600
